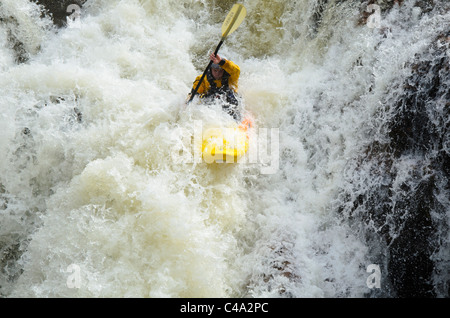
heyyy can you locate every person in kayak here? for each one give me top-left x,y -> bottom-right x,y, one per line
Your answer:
189,52 -> 241,120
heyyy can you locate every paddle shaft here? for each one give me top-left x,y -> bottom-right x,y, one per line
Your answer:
187,38 -> 224,103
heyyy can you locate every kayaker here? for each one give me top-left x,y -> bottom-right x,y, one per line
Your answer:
189,53 -> 241,120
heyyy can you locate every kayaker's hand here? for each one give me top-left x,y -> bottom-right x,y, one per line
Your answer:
210,53 -> 221,64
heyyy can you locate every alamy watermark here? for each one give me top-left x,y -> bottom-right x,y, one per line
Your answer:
366,4 -> 381,29
65,263 -> 81,289
171,120 -> 279,174
67,4 -> 82,28
366,264 -> 381,289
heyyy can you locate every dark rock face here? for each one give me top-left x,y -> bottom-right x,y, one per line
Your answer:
358,0 -> 436,26
339,33 -> 449,297
33,0 -> 87,28
386,35 -> 449,297
0,15 -> 30,64
0,1 -> 87,64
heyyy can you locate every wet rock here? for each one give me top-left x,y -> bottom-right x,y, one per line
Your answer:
358,0 -> 435,26
0,0 -> 87,63
263,240 -> 300,296
338,32 -> 449,297
0,16 -> 30,64
33,0 -> 86,28
0,183 -> 6,210
0,242 -> 24,296
385,35 -> 449,297
310,0 -> 329,37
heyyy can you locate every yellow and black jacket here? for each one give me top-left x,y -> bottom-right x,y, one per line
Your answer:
191,59 -> 240,96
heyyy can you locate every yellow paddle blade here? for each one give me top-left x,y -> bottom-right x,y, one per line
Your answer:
221,4 -> 246,38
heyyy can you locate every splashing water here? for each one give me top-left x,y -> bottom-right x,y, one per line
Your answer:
1,0 -> 449,297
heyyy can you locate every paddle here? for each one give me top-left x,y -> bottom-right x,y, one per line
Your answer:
187,3 -> 246,103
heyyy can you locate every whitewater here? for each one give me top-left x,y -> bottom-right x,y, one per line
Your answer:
0,0 -> 449,298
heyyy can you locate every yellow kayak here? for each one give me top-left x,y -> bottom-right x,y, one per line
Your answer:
202,118 -> 252,163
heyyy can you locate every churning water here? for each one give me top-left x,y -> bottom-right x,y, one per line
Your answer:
0,0 -> 449,297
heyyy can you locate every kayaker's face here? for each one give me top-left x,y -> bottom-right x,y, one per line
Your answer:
212,67 -> 224,80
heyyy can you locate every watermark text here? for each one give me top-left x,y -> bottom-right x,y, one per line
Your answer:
366,264 -> 381,289
171,120 -> 279,174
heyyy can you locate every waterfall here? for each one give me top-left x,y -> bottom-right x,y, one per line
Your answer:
0,0 -> 448,298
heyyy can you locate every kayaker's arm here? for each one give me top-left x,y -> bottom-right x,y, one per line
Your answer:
220,59 -> 240,92
190,75 -> 209,96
